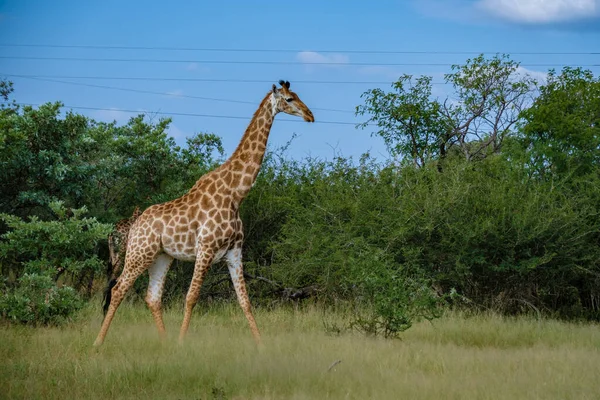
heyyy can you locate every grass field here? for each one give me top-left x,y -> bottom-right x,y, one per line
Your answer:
2,302 -> 599,399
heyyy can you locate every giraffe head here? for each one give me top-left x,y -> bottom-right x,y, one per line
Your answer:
271,80 -> 315,122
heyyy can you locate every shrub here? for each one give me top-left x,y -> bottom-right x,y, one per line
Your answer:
0,273 -> 83,325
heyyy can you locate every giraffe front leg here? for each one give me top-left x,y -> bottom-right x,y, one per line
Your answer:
145,253 -> 174,340
178,248 -> 214,343
225,246 -> 261,344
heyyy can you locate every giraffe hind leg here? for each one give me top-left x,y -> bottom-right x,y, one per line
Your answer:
145,253 -> 174,339
225,246 -> 261,344
94,249 -> 158,346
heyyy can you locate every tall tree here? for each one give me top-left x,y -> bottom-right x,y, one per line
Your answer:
356,75 -> 447,167
519,67 -> 600,177
357,55 -> 537,165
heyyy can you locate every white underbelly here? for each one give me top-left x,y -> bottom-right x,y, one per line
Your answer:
163,245 -> 196,262
163,244 -> 229,264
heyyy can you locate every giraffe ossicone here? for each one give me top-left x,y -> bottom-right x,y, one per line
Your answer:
93,80 -> 314,346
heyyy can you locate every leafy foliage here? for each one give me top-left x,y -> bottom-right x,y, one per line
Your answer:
0,101 -> 92,217
520,67 -> 600,177
0,201 -> 112,293
0,273 -> 83,325
357,75 -> 447,166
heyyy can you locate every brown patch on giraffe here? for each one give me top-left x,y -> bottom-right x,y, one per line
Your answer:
200,195 -> 212,209
187,192 -> 200,203
231,173 -> 242,187
214,212 -> 223,224
223,172 -> 233,186
251,153 -> 264,164
207,182 -> 217,194
242,176 -> 253,187
232,159 -> 244,170
152,220 -> 164,231
186,233 -> 195,247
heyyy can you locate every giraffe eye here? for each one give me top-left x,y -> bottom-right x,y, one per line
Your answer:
286,98 -> 294,103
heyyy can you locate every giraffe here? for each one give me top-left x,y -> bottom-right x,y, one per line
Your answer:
94,80 -> 314,346
103,206 -> 142,315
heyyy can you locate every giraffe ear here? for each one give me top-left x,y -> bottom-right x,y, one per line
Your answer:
272,84 -> 277,93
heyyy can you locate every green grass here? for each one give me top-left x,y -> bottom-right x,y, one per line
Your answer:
1,302 -> 599,399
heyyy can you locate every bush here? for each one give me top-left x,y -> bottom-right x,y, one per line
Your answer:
347,246 -> 445,338
0,273 -> 83,325
0,201 -> 112,294
257,152 -> 599,322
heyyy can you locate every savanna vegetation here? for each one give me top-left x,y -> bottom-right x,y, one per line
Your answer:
2,303 -> 600,399
1,54 -> 599,338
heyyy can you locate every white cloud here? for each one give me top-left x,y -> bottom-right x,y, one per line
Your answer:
186,62 -> 199,71
476,0 -> 599,23
296,51 -> 349,67
166,89 -> 184,98
515,66 -> 548,83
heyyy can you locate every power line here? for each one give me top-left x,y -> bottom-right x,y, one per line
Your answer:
1,56 -> 597,67
14,103 -> 363,126
1,43 -> 598,55
0,74 -> 406,85
5,74 -> 354,114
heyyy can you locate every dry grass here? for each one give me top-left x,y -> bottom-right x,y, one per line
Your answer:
1,303 -> 599,399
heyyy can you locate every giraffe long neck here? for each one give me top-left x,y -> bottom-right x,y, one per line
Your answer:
226,92 -> 276,202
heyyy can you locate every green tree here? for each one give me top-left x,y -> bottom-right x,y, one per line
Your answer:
519,67 -> 600,177
0,200 -> 112,293
0,101 -> 91,217
356,75 -> 447,167
443,54 -> 537,161
357,55 -> 537,164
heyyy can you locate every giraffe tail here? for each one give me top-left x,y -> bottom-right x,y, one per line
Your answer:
102,259 -> 118,316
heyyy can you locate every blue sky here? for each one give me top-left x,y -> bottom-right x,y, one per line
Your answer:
1,0 -> 599,162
